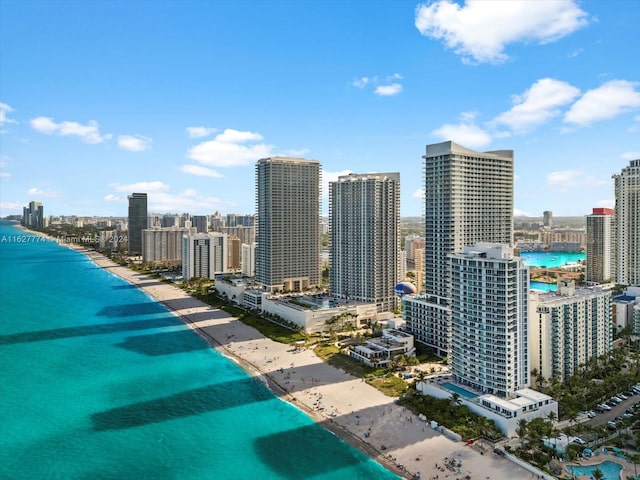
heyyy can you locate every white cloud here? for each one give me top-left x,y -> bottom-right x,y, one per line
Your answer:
0,103 -> 17,125
375,83 -> 403,96
180,164 -> 223,178
492,78 -> 580,132
188,128 -> 274,167
27,187 -> 58,198
118,134 -> 152,152
415,0 -> 589,64
595,199 -> 615,209
412,188 -> 425,199
287,148 -> 310,157
321,169 -> 353,200
546,169 -> 608,192
30,116 -> 111,144
564,80 -> 640,126
186,126 -> 218,138
149,190 -> 235,213
104,194 -> 124,202
0,200 -> 24,216
568,48 -> 583,58
110,181 -> 170,193
0,172 -> 10,179
432,122 -> 492,149
353,77 -> 369,88
352,74 -> 403,95
513,208 -> 534,217
621,152 -> 640,160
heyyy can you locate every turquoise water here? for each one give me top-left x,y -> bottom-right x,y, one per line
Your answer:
566,460 -> 623,479
0,220 -> 398,480
530,281 -> 558,292
520,251 -> 585,268
440,382 -> 477,399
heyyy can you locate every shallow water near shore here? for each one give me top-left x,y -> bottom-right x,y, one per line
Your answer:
0,220 -> 398,480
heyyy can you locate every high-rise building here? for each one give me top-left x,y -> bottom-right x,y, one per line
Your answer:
613,159 -> 640,286
530,281 -> 611,381
329,172 -> 400,312
255,157 -> 321,292
182,232 -> 228,280
543,211 -> 553,228
586,207 -> 615,284
227,235 -> 241,271
404,141 -> 514,356
221,225 -> 255,245
191,215 -> 210,234
142,226 -> 196,263
127,193 -> 147,255
22,201 -> 44,228
242,243 -> 256,278
450,243 -> 529,397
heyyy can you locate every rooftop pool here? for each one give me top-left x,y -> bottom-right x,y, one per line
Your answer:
441,382 -> 478,399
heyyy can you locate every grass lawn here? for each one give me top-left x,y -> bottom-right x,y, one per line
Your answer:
367,375 -> 408,397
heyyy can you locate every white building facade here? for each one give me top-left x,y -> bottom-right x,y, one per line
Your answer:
530,281 -> 612,382
404,141 -> 514,357
242,242 -> 256,278
142,227 -> 196,263
182,232 -> 228,280
449,243 -> 529,398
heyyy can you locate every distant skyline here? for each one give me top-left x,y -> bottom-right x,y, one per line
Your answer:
1,0 -> 639,217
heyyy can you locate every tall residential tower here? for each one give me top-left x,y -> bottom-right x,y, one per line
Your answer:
255,157 -> 321,292
613,159 -> 640,286
404,141 -> 514,356
329,172 -> 400,312
127,193 -> 147,255
586,207 -> 615,284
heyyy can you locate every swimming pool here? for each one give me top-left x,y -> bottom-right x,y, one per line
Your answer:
566,460 -> 623,480
441,382 -> 478,399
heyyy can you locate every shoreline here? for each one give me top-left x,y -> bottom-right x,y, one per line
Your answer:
13,222 -> 536,480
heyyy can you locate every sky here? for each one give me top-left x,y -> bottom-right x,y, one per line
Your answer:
1,0 -> 639,218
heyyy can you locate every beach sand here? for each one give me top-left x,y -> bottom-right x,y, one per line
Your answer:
65,243 -> 537,480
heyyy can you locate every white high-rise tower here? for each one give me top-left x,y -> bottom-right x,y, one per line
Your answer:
404,141 -> 514,356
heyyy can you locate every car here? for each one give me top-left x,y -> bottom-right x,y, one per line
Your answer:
611,397 -> 622,404
597,403 -> 612,411
587,411 -> 596,418
608,421 -> 618,430
618,393 -> 628,400
573,437 -> 587,445
623,413 -> 634,418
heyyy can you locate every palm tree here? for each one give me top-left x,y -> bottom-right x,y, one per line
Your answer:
517,418 -> 528,450
628,453 -> 640,480
592,467 -> 604,480
450,392 -> 462,408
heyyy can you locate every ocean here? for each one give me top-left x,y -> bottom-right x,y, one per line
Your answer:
0,220 -> 398,480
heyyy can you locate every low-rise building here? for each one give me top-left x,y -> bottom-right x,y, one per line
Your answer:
417,378 -> 557,437
348,329 -> 415,367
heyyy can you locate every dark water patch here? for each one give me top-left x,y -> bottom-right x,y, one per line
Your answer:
97,302 -> 168,317
91,379 -> 273,431
253,423 -> 368,479
0,316 -> 181,345
116,329 -> 211,356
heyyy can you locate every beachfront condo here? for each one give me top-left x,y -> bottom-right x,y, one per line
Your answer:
255,157 -> 321,293
329,172 -> 401,312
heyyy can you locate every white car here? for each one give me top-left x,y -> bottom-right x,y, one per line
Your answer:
618,393 -> 628,400
587,411 -> 596,418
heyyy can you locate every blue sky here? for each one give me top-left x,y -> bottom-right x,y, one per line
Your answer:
1,0 -> 639,218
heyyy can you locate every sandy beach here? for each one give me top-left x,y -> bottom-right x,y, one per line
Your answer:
63,243 -> 540,480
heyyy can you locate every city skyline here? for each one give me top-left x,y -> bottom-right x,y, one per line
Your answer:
1,1 -> 639,217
